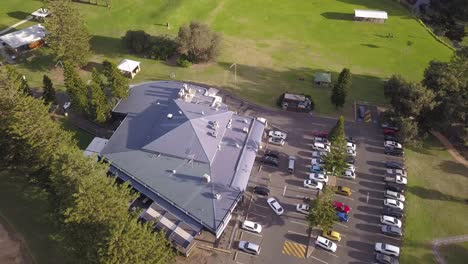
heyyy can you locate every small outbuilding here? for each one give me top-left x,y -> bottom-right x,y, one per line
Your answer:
31,8 -> 51,21
314,72 -> 332,86
354,9 -> 388,23
0,24 -> 47,53
117,59 -> 141,79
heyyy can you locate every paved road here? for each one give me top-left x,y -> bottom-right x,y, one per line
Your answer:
0,16 -> 33,36
432,235 -> 468,264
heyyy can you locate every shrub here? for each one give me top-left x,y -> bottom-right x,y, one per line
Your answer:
149,35 -> 177,60
177,57 -> 192,68
176,21 -> 222,63
123,30 -> 152,54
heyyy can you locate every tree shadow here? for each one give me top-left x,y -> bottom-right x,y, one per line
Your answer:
438,160 -> 468,178
7,11 -> 31,20
284,233 -> 309,247
320,12 -> 355,21
406,185 -> 466,204
361,44 -> 380,48
82,61 -> 104,73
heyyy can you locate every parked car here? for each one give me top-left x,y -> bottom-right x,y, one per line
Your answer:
313,131 -> 328,138
358,105 -> 366,118
310,164 -> 328,174
315,236 -> 337,252
385,161 -> 405,170
265,150 -> 280,159
383,127 -> 398,134
315,137 -> 330,146
322,230 -> 341,241
238,241 -> 261,255
312,142 -> 330,152
380,215 -> 402,228
346,156 -> 356,165
385,175 -> 408,185
311,158 -> 324,165
375,252 -> 400,264
333,186 -> 351,196
311,151 -> 326,158
304,180 -> 324,190
343,170 -> 356,179
346,141 -> 356,151
267,198 -> 284,215
384,198 -> 404,210
296,204 -> 310,214
381,225 -> 403,238
268,130 -> 287,140
253,186 -> 270,196
381,122 -> 399,131
269,137 -> 285,146
374,243 -> 400,257
384,141 -> 403,149
387,168 -> 407,177
309,172 -> 329,183
382,207 -> 404,219
386,183 -> 405,194
242,220 -> 262,233
336,212 -> 350,222
384,134 -> 399,142
347,148 -> 357,157
385,190 -> 406,202
333,201 -> 350,214
385,147 -> 404,157
263,155 -> 279,167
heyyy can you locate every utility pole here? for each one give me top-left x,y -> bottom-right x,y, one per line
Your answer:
229,63 -> 237,84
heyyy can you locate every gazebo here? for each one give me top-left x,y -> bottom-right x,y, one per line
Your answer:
354,9 -> 388,23
117,59 -> 141,79
314,72 -> 332,86
31,8 -> 51,21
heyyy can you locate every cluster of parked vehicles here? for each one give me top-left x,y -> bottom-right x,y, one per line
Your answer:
382,124 -> 404,157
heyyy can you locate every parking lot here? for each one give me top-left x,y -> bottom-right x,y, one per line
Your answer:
230,110 -> 404,264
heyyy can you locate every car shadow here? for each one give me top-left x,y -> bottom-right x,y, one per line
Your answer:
368,168 -> 386,175
358,197 -> 383,207
366,160 -> 386,168
365,146 -> 384,154
359,180 -> 385,191
358,189 -> 384,198
355,223 -> 381,234
347,240 -> 374,252
356,205 -> 381,215
353,213 -> 380,224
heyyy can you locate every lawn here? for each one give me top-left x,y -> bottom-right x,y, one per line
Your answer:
439,241 -> 468,264
401,136 -> 468,263
0,170 -> 74,264
59,117 -> 94,150
2,0 -> 453,115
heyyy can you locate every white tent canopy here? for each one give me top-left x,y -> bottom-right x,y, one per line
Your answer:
31,8 -> 50,18
354,9 -> 388,20
0,24 -> 47,49
118,59 -> 140,72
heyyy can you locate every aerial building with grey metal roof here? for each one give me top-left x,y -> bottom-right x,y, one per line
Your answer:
88,81 -> 265,254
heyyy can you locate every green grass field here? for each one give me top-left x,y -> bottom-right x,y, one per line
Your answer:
439,241 -> 468,264
402,137 -> 468,263
1,0 -> 453,114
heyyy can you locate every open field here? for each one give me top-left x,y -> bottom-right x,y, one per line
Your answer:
2,0 -> 453,114
402,137 -> 468,263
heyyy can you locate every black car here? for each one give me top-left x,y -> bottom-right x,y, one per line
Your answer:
265,150 -> 280,159
386,183 -> 405,193
381,225 -> 403,237
253,186 -> 270,196
382,207 -> 404,219
375,253 -> 400,264
263,155 -> 279,167
384,134 -> 399,142
385,147 -> 404,157
346,156 -> 356,165
386,161 -> 405,170
381,122 -> 399,131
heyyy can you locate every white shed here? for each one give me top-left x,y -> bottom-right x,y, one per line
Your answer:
354,9 -> 388,23
117,59 -> 141,79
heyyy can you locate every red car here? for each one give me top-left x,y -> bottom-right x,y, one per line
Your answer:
383,128 -> 397,135
313,131 -> 328,138
333,201 -> 350,214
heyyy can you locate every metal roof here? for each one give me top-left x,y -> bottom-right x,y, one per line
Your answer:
0,24 -> 47,49
354,9 -> 388,19
83,137 -> 108,157
314,72 -> 332,83
100,81 -> 264,232
117,59 -> 140,72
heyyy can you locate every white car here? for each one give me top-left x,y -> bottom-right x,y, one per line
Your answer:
385,190 -> 406,202
315,137 -> 330,145
384,198 -> 404,210
385,175 -> 408,185
267,197 -> 284,215
315,236 -> 337,252
347,164 -> 356,172
309,173 -> 329,183
384,141 -> 402,149
346,148 -> 357,157
296,204 -> 309,214
375,243 -> 400,257
311,151 -> 326,158
312,142 -> 330,152
242,220 -> 262,233
269,137 -> 285,146
268,130 -> 287,140
346,142 -> 356,151
380,215 -> 402,228
238,241 -> 261,255
387,168 -> 407,177
303,180 -> 324,190
311,158 -> 324,165
343,170 -> 356,179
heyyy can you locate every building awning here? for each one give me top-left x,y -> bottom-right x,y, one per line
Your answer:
314,72 -> 332,83
117,59 -> 140,73
0,24 -> 47,49
354,9 -> 388,20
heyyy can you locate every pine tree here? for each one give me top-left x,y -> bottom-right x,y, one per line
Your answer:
88,69 -> 110,123
330,68 -> 352,108
322,116 -> 348,177
308,188 -> 336,231
5,66 -> 32,96
328,115 -> 345,143
103,60 -> 129,101
64,63 -> 88,113
42,74 -> 56,104
45,0 -> 91,66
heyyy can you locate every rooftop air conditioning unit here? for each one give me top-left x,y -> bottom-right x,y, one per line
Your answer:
203,174 -> 211,183
242,127 -> 249,133
167,113 -> 173,119
214,193 -> 221,200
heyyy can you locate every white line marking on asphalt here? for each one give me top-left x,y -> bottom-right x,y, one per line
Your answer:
233,251 -> 238,261
253,203 -> 269,209
335,222 -> 349,228
291,212 -> 307,217
287,230 -> 308,237
336,195 -> 354,201
379,234 -> 401,240
290,220 -> 309,227
237,251 -> 258,258
247,212 -> 267,218
309,255 -> 328,264
298,187 -> 311,191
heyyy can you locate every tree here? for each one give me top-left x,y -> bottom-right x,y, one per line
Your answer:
42,75 -> 56,104
322,116 -> 348,177
45,0 -> 91,66
87,68 -> 110,123
123,30 -> 152,54
176,21 -> 222,63
307,188 -> 336,231
4,66 -> 32,96
328,115 -> 345,143
395,117 -> 419,144
330,68 -> 351,108
64,63 -> 88,113
102,60 -> 129,100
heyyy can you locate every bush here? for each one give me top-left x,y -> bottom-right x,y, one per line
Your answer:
177,57 -> 192,68
149,35 -> 177,60
123,30 -> 152,54
176,21 -> 222,63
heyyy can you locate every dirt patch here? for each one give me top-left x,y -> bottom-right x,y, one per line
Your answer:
0,222 -> 30,264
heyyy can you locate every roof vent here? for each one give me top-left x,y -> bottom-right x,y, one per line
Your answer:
203,174 -> 211,183
183,83 -> 189,91
213,121 -> 219,128
243,119 -> 249,124
167,113 -> 173,119
217,144 -> 222,150
157,102 -> 160,105
235,143 -> 241,149
201,111 -> 205,115
178,110 -> 183,115
243,127 -> 249,133
214,193 -> 221,200
172,170 -> 176,174
227,119 -> 232,128
212,130 -> 218,138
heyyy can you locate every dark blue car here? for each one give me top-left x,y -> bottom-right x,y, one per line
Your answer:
336,212 -> 350,222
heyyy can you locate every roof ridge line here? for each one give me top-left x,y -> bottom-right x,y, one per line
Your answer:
186,118 -> 211,165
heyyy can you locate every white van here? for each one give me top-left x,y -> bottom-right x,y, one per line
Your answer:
288,156 -> 296,174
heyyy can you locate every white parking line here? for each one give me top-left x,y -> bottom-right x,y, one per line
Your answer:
291,212 -> 307,217
324,251 -> 339,258
253,203 -> 269,209
298,187 -> 311,191
379,233 -> 401,240
290,220 -> 309,227
247,212 -> 267,218
309,255 -> 328,264
287,230 -> 308,237
335,222 -> 349,228
336,195 -> 354,201
237,251 -> 258,258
